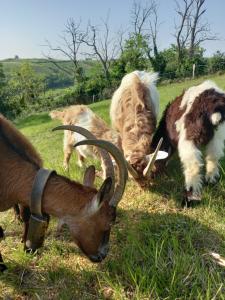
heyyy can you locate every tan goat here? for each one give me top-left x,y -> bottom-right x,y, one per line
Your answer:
110,71 -> 167,187
0,114 -> 127,270
50,105 -> 122,177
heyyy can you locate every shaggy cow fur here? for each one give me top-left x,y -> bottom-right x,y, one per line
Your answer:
110,71 -> 159,185
151,80 -> 225,206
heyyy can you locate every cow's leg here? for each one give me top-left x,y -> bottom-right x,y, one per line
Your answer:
205,123 -> 225,184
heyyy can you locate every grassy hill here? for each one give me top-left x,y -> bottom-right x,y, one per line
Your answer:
1,58 -> 100,89
0,75 -> 225,299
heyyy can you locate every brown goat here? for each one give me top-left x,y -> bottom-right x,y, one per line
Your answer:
0,114 -> 127,270
50,105 -> 122,177
110,71 -> 166,187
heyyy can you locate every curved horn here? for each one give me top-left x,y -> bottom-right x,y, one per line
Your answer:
83,165 -> 95,188
75,139 -> 128,207
52,125 -> 115,198
126,161 -> 139,179
143,137 -> 163,177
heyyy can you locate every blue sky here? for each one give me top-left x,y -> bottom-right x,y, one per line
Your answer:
0,0 -> 225,59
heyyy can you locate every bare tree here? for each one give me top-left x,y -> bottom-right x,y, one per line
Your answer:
174,0 -> 218,62
131,1 -> 155,35
117,28 -> 127,55
81,17 -> 118,83
188,0 -> 218,57
147,2 -> 160,59
130,1 -> 164,72
174,0 -> 194,63
43,18 -> 85,82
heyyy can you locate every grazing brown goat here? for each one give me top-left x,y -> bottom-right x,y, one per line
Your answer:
151,80 -> 225,206
0,114 -> 127,270
50,105 -> 122,177
110,71 -> 166,187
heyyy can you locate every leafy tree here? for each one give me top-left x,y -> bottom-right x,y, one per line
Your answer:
208,51 -> 225,73
120,34 -> 149,73
0,63 -> 11,117
5,62 -> 45,116
0,63 -> 5,89
161,46 -> 178,79
161,45 -> 206,79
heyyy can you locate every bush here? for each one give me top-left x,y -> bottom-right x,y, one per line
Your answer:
208,51 -> 225,74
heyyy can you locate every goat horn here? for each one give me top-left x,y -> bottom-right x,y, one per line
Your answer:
75,139 -> 128,207
143,137 -> 163,177
52,125 -> 115,199
126,161 -> 139,179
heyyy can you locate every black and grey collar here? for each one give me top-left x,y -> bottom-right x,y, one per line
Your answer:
25,168 -> 55,251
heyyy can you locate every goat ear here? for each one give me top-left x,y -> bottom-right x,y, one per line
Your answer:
97,177 -> 113,205
83,165 -> 95,188
146,151 -> 168,161
88,177 -> 113,215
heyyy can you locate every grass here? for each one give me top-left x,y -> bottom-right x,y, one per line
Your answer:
0,74 -> 225,299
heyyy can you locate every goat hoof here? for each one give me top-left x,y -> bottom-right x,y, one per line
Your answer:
0,263 -> 7,272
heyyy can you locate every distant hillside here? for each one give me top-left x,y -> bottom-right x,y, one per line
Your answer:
1,58 -> 100,89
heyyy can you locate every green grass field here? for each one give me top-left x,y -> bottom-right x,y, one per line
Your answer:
0,74 -> 225,299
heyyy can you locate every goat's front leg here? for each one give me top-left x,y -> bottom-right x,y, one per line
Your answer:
0,226 -> 7,272
19,205 -> 31,244
13,204 -> 22,222
205,123 -> 225,184
63,144 -> 73,170
77,152 -> 85,168
178,137 -> 203,207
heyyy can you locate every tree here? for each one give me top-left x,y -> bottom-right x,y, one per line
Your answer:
130,1 -> 166,74
0,63 -> 9,117
188,0 -> 217,58
116,34 -> 148,74
131,1 -> 155,35
209,51 -> 225,73
81,16 -> 118,84
174,0 -> 217,63
0,63 -> 5,89
6,62 -> 45,116
43,18 -> 85,83
174,0 -> 193,65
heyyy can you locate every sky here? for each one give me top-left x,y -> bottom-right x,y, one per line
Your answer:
0,0 -> 225,60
